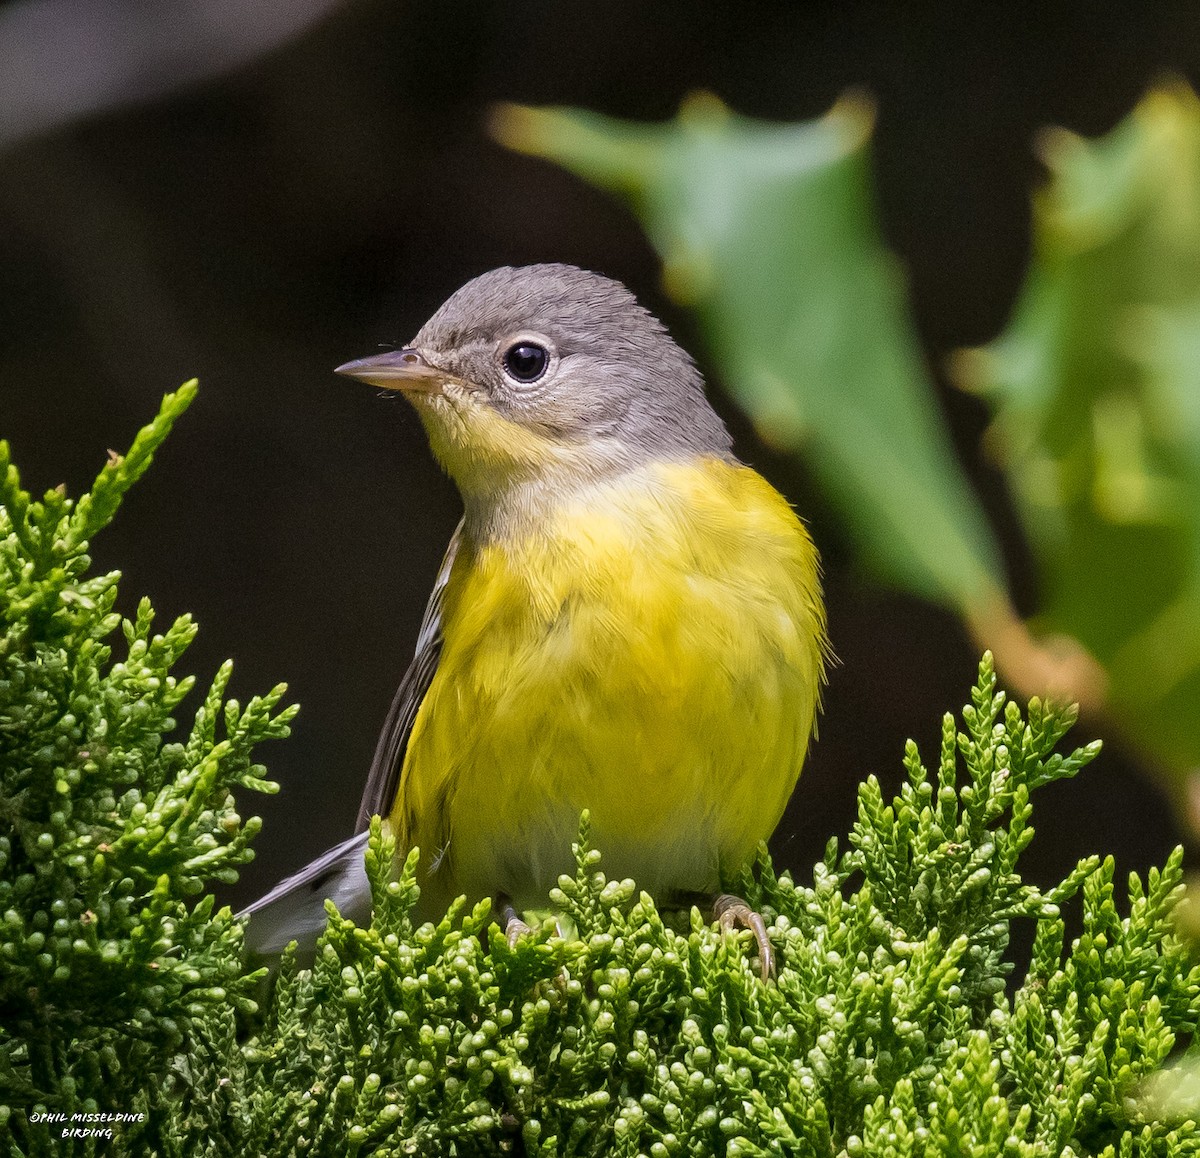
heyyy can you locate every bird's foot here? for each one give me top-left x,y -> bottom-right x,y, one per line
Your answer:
495,893 -> 531,948
713,892 -> 774,982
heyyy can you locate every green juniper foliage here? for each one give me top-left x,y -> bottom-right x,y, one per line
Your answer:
248,683 -> 1196,1158
0,384 -> 294,1154
3,391 -> 1200,1156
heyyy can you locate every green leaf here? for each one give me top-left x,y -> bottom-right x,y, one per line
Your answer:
493,93 -> 1006,617
956,83 -> 1200,808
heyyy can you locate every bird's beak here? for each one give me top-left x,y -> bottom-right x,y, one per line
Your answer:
334,348 -> 446,394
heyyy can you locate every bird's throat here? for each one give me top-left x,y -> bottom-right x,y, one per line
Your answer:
414,393 -> 645,545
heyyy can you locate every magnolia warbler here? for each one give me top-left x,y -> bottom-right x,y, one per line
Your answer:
242,265 -> 828,978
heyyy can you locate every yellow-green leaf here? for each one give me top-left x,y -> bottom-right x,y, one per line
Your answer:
957,83 -> 1200,808
494,93 -> 1006,617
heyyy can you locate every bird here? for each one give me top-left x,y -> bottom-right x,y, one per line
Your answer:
241,264 -> 827,979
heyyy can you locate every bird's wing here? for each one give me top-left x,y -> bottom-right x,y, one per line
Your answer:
239,830 -> 371,957
240,521 -> 462,958
354,519 -> 463,833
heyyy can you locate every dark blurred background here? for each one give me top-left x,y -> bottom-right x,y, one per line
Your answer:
2,1 -> 1196,915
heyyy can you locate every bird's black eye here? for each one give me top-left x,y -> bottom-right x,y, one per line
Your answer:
503,342 -> 549,383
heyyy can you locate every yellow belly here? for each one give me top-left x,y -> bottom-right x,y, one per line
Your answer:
390,456 -> 826,918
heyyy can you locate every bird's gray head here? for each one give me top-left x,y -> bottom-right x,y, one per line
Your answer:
336,264 -> 733,499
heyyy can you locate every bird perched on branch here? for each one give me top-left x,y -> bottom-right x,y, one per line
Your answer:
242,264 -> 827,979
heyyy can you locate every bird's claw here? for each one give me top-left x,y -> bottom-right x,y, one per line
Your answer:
505,915 -> 532,948
495,893 -> 532,948
713,892 -> 774,981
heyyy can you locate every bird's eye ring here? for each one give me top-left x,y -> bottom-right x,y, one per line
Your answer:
502,342 -> 549,384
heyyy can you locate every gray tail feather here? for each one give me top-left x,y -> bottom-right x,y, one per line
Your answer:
238,832 -> 372,958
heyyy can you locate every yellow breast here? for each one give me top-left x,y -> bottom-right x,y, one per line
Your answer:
391,456 -> 826,917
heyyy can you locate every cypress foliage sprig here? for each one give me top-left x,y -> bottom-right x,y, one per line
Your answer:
233,656 -> 1200,1157
0,384 -> 294,1154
